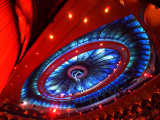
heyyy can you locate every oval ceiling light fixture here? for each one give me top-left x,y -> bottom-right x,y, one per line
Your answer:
21,15 -> 151,110
38,41 -> 129,100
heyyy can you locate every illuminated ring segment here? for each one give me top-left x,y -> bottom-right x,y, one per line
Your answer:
37,41 -> 130,100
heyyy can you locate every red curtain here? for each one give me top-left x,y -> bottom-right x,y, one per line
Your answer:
0,0 -> 20,93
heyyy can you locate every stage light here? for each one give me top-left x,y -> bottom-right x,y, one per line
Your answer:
99,105 -> 102,108
23,101 -> 28,105
104,7 -> 109,13
14,66 -> 17,70
128,90 -> 131,93
53,109 -> 56,113
143,72 -> 152,77
83,17 -> 88,23
66,109 -> 71,112
80,112 -> 82,115
122,47 -> 125,50
68,13 -> 72,19
32,105 -> 36,107
60,94 -> 65,97
49,34 -> 54,39
100,43 -> 103,46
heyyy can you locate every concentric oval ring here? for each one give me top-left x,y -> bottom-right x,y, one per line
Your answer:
37,41 -> 130,100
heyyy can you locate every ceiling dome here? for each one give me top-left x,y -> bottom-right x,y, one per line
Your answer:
21,15 -> 151,109
45,48 -> 121,96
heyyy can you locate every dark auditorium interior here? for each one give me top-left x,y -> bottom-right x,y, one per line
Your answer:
0,0 -> 160,120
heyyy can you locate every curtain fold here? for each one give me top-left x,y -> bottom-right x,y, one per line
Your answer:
0,0 -> 20,93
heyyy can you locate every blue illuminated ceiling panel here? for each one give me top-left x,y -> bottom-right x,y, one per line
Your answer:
45,49 -> 120,96
21,15 -> 151,109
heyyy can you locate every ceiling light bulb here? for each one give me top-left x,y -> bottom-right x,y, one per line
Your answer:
83,18 -> 88,23
100,43 -> 103,46
53,109 -> 56,113
68,13 -> 72,19
49,35 -> 54,39
104,7 -> 109,13
23,101 -> 28,105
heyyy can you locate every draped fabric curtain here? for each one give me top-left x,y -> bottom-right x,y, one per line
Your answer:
0,0 -> 20,93
0,0 -> 33,95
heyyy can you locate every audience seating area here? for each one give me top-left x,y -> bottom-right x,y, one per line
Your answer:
0,92 -> 159,120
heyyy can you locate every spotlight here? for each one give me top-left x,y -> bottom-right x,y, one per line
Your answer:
49,34 -> 54,39
99,105 -> 102,109
53,109 -> 56,113
60,94 -> 65,97
104,7 -> 109,13
23,101 -> 28,105
83,17 -> 88,23
14,66 -> 17,70
100,43 -> 103,46
80,112 -> 82,115
68,13 -> 73,19
143,72 -> 153,77
32,105 -> 36,107
128,90 -> 131,93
